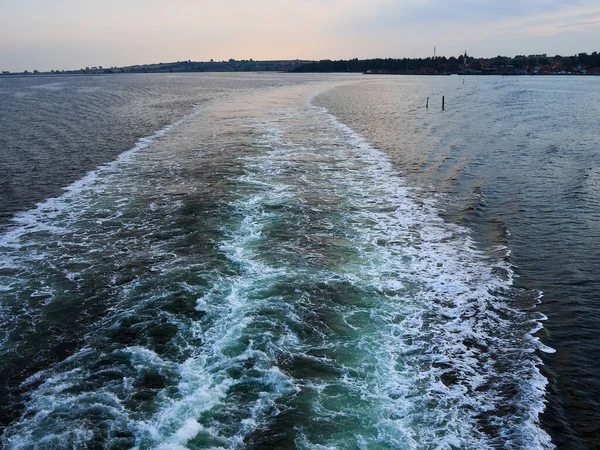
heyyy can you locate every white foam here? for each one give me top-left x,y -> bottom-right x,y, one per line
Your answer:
154,418 -> 204,450
0,107 -> 200,248
0,85 -> 555,450
222,101 -> 555,448
321,107 -> 554,449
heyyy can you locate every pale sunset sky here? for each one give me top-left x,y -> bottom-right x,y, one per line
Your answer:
1,0 -> 599,72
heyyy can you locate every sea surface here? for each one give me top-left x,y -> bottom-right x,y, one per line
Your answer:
0,73 -> 598,449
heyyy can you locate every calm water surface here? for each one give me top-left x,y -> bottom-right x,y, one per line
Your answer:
0,73 -> 598,449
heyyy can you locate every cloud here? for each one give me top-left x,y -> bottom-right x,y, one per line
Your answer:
329,0 -> 600,58
1,0 -> 599,71
490,6 -> 600,37
340,0 -> 600,32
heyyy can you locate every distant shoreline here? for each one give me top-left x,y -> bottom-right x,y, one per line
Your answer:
0,59 -> 313,77
3,53 -> 599,77
361,71 -> 599,76
2,71 -> 599,79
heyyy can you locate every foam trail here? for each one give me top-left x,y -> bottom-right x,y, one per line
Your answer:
1,108 -> 198,245
0,87 -> 553,449
317,108 -> 554,448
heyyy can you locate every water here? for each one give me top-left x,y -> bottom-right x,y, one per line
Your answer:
0,73 -> 597,449
0,73 -> 307,229
315,76 -> 600,449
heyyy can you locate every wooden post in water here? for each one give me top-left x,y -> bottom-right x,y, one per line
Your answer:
442,95 -> 445,111
426,97 -> 429,109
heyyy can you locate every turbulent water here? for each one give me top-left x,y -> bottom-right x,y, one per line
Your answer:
0,73 -> 598,449
315,76 -> 600,450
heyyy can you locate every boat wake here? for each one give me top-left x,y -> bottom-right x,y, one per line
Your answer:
0,86 -> 553,449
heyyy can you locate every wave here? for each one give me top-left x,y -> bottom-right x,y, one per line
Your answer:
0,88 -> 553,449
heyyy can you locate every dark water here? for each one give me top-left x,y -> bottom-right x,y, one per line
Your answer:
0,73 -> 307,228
0,73 -> 597,449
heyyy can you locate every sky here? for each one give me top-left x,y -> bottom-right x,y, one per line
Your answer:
1,0 -> 599,72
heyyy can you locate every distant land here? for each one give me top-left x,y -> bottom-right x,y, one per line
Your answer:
292,52 -> 600,75
0,59 -> 313,76
2,51 -> 600,76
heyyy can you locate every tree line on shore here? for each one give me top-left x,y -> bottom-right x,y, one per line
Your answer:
3,52 -> 599,76
0,59 -> 312,76
291,52 -> 600,74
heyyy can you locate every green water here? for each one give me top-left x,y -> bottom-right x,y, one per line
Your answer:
1,80 -> 551,449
